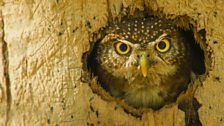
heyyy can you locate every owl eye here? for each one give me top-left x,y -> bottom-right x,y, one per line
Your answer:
114,42 -> 131,55
155,39 -> 171,53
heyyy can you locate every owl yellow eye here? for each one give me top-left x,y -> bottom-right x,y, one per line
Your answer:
114,42 -> 131,55
156,39 -> 171,53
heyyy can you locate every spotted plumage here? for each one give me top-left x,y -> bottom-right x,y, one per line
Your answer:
90,17 -> 197,109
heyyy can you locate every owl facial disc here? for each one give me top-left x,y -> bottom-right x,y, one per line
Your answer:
117,39 -> 150,77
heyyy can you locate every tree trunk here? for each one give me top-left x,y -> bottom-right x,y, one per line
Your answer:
0,0 -> 224,125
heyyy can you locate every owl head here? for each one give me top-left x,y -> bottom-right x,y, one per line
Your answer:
92,17 -> 192,85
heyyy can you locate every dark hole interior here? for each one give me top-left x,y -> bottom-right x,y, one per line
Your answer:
86,18 -> 206,111
182,30 -> 205,75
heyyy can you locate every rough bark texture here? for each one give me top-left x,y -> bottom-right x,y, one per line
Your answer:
0,0 -> 223,126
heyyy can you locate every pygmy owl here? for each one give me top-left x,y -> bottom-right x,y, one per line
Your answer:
90,17 -> 199,110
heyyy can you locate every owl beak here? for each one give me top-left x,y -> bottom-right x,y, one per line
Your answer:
139,54 -> 149,77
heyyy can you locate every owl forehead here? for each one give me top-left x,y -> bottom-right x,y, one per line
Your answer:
106,17 -> 177,44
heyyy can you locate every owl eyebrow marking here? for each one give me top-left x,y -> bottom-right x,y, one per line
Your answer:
117,39 -> 137,47
152,33 -> 168,44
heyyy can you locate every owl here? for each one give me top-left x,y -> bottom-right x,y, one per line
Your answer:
90,17 -> 198,110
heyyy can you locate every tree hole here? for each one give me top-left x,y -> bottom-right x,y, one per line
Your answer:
83,15 -> 208,116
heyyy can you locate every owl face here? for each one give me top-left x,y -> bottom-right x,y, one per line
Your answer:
94,18 -> 190,85
91,17 -> 193,109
